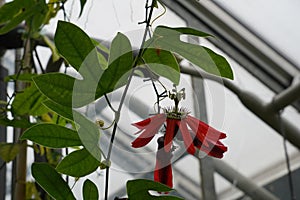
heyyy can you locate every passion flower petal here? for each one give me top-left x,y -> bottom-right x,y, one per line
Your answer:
131,126 -> 161,148
164,118 -> 177,152
187,115 -> 226,145
177,120 -> 195,155
155,137 -> 173,188
132,114 -> 166,129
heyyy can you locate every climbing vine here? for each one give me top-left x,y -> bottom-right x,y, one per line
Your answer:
0,0 -> 233,199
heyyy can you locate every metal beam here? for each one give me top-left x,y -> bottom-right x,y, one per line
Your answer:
269,76 -> 300,111
214,159 -> 280,200
181,66 -> 300,150
161,0 -> 300,110
192,76 -> 217,200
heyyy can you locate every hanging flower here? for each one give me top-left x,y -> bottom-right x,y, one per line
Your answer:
131,107 -> 227,158
131,85 -> 227,187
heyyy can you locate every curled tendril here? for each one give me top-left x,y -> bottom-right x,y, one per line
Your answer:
150,0 -> 167,29
96,119 -> 115,130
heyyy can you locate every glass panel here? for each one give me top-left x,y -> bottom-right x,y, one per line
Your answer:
215,0 -> 300,67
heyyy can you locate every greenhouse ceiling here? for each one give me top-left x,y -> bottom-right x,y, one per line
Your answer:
1,0 -> 300,200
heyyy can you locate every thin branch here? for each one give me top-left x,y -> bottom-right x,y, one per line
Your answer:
34,48 -> 45,74
104,94 -> 117,113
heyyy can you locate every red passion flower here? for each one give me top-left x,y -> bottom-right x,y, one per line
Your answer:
131,108 -> 227,157
131,86 -> 227,188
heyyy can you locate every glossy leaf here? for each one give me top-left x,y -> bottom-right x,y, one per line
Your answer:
83,179 -> 99,200
33,73 -> 74,107
21,123 -> 82,148
91,39 -> 109,70
0,117 -> 33,128
32,163 -> 76,200
73,111 -> 102,161
40,23 -> 134,107
0,143 -> 22,162
12,83 -> 48,116
127,179 -> 183,200
5,73 -> 37,82
108,32 -> 132,66
0,1 -> 23,24
54,21 -> 97,72
0,1 -> 46,34
150,26 -> 233,79
92,39 -> 109,54
56,148 -> 100,177
27,0 -> 49,33
142,48 -> 180,85
43,99 -> 74,121
34,72 -> 104,107
33,73 -> 78,107
96,32 -> 133,97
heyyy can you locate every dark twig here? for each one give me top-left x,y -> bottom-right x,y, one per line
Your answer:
34,48 -> 45,74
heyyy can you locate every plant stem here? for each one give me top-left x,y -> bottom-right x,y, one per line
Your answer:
14,33 -> 32,200
104,1 -> 157,199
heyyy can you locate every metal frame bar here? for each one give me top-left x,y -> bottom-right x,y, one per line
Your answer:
214,159 -> 279,200
181,66 -> 300,150
192,75 -> 217,199
161,0 -> 300,110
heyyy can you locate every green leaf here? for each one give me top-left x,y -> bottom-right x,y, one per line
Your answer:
5,73 -> 37,82
56,148 -> 100,177
0,143 -> 22,162
108,32 -> 132,66
79,0 -> 87,17
54,21 -> 97,72
83,179 -> 99,200
142,48 -> 180,85
166,26 -> 213,37
92,39 -> 109,54
127,179 -> 183,200
73,111 -> 102,161
43,99 -> 74,121
150,26 -> 233,79
0,117 -> 33,128
38,26 -> 134,108
12,83 -> 48,116
90,39 -> 109,70
32,163 -> 76,200
33,73 -> 101,108
0,1 -> 23,25
26,181 -> 41,200
0,1 -> 46,35
21,123 -> 82,148
96,32 -> 133,97
27,1 -> 49,33
33,73 -> 74,107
